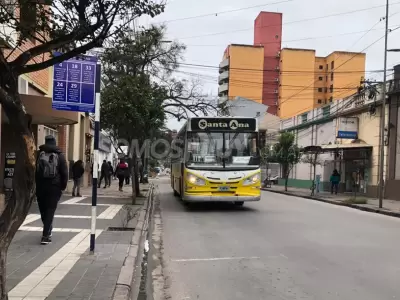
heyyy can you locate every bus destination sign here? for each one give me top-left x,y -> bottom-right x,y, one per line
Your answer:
190,118 -> 256,131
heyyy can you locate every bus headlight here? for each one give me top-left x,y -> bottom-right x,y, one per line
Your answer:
186,173 -> 206,186
243,173 -> 261,186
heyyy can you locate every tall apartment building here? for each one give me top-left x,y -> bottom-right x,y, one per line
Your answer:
254,12 -> 282,115
219,44 -> 264,104
278,48 -> 366,119
218,12 -> 282,114
218,11 -> 366,119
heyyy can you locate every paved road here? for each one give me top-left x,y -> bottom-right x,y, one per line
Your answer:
150,180 -> 400,300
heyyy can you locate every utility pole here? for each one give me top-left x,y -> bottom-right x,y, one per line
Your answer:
378,0 -> 389,208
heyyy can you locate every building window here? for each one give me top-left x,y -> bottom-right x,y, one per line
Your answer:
330,84 -> 333,93
331,61 -> 334,69
326,76 -> 328,82
317,99 -> 322,104
318,88 -> 323,92
301,113 -> 307,123
318,76 -> 323,81
331,72 -> 334,81
329,96 -> 333,102
326,64 -> 328,70
325,87 -> 328,93
322,105 -> 330,117
319,65 -> 323,70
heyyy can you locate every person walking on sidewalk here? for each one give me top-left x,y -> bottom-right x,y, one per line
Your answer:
107,161 -> 113,187
125,161 -> 130,185
36,135 -> 68,245
72,160 -> 84,197
330,169 -> 341,195
115,159 -> 128,192
98,160 -> 109,188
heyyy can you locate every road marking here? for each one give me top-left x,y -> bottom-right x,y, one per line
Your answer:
171,256 -> 260,262
61,197 -> 86,205
82,194 -> 133,198
18,226 -> 82,232
97,205 -> 123,219
9,229 -> 102,299
22,215 -> 41,226
60,202 -> 109,206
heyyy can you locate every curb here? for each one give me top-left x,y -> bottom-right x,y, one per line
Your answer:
112,184 -> 154,300
262,188 -> 400,219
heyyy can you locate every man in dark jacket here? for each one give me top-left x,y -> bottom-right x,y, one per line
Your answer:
36,135 -> 68,245
98,160 -> 109,188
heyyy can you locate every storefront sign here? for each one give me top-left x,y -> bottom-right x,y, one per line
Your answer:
337,117 -> 358,139
4,152 -> 16,192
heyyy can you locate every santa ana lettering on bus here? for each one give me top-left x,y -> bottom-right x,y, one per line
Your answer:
198,119 -> 250,130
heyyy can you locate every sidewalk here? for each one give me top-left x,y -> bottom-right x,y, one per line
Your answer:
75,178 -> 150,199
7,183 -> 152,300
262,185 -> 400,218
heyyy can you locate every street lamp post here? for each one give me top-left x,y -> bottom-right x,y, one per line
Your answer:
378,0 -> 390,208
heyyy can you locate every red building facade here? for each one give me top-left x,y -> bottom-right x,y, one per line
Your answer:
254,12 -> 282,115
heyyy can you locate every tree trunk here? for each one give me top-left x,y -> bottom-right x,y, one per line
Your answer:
134,161 -> 140,196
0,90 -> 36,299
139,153 -> 145,184
283,164 -> 289,192
0,248 -> 7,300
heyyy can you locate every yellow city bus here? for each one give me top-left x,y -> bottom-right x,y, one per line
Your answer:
170,117 -> 261,206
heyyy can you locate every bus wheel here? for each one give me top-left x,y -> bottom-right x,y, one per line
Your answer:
234,201 -> 244,206
173,190 -> 179,197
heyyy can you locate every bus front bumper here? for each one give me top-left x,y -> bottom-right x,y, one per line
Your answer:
182,195 -> 261,202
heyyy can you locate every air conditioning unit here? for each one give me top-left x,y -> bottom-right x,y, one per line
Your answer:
275,78 -> 279,82
274,90 -> 278,94
275,66 -> 280,70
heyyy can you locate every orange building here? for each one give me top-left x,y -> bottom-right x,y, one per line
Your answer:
218,44 -> 265,104
278,48 -> 366,119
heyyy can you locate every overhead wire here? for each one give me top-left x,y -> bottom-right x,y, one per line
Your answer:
183,25 -> 400,48
173,2 -> 400,40
152,0 -> 292,24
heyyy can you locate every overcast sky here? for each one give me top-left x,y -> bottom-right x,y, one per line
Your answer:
138,0 -> 400,130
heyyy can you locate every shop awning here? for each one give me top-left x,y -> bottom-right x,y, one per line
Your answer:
320,143 -> 373,151
20,94 -> 79,125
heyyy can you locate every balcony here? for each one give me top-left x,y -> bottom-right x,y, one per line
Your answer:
218,71 -> 229,84
218,83 -> 229,95
219,58 -> 229,73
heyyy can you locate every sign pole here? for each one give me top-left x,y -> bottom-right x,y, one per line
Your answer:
90,61 -> 101,253
378,0 -> 389,208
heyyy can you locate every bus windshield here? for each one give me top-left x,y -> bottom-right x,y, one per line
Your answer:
186,131 -> 259,169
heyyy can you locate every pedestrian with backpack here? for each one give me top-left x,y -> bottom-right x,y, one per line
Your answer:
114,159 -> 128,192
36,135 -> 68,245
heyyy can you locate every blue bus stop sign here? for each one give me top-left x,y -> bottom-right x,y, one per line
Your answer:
52,55 -> 97,113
